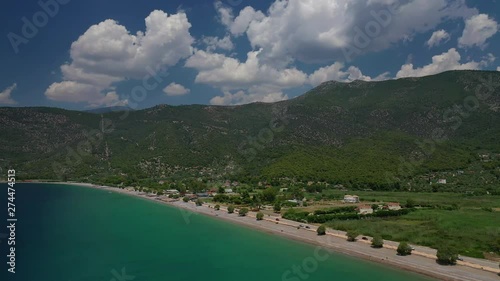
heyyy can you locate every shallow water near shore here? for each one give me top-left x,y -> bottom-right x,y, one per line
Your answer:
0,183 -> 435,281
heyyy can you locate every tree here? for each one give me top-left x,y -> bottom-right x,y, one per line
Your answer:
317,225 -> 326,236
371,204 -> 379,211
214,204 -> 220,211
239,208 -> 249,216
262,187 -> 278,203
218,186 -> 225,194
397,242 -> 413,256
195,199 -> 203,206
256,212 -> 264,220
436,246 -> 458,265
228,205 -> 235,214
346,230 -> 359,242
182,196 -> 189,202
251,195 -> 262,210
273,202 -> 282,213
371,236 -> 384,248
290,186 -> 304,201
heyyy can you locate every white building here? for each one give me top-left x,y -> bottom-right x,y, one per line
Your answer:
387,203 -> 401,210
357,205 -> 373,215
343,195 -> 359,203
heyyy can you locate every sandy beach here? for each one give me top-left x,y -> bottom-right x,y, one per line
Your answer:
41,182 -> 500,281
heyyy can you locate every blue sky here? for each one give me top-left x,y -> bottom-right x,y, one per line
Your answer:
1,0 -> 499,110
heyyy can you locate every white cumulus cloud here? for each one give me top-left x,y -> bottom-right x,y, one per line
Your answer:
45,10 -> 194,107
217,0 -> 476,65
202,35 -> 234,52
309,63 -> 375,86
45,81 -> 126,108
216,4 -> 265,36
427,29 -> 451,48
186,49 -> 307,90
458,14 -> 499,48
396,48 -> 493,78
210,86 -> 288,106
0,83 -> 17,105
185,49 -> 308,105
163,83 -> 190,96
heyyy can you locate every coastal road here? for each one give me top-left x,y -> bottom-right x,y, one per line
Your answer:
235,207 -> 500,274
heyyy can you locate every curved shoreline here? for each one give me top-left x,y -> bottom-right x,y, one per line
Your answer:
26,182 -> 500,281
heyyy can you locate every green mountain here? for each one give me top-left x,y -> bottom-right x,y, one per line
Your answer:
2,71 -> 499,192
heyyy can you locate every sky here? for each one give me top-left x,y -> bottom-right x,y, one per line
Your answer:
1,0 -> 499,110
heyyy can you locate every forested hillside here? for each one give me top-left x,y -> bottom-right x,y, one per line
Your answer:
1,71 -> 499,192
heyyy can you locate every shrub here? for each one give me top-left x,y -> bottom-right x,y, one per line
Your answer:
214,204 -> 220,211
406,199 -> 416,208
317,225 -> 326,236
397,242 -> 413,256
274,202 -> 282,213
436,246 -> 458,265
256,212 -> 264,221
239,208 -> 249,216
371,236 -> 384,248
195,199 -> 203,206
313,206 -> 357,215
182,196 -> 189,202
346,230 -> 359,242
228,205 -> 235,214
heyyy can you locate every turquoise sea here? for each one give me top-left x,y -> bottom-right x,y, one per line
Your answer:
0,183 -> 435,281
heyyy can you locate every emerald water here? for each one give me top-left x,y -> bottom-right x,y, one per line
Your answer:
1,183 -> 434,281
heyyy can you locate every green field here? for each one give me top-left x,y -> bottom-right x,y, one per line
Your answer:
325,207 -> 500,259
301,190 -> 500,258
312,190 -> 500,208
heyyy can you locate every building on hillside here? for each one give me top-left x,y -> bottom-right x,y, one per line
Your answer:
165,189 -> 180,195
356,205 -> 373,215
207,188 -> 218,196
387,202 -> 401,210
185,194 -> 197,200
438,179 -> 447,184
343,195 -> 359,203
224,188 -> 233,193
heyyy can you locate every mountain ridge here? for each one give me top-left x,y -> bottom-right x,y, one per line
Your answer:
1,70 -> 499,192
